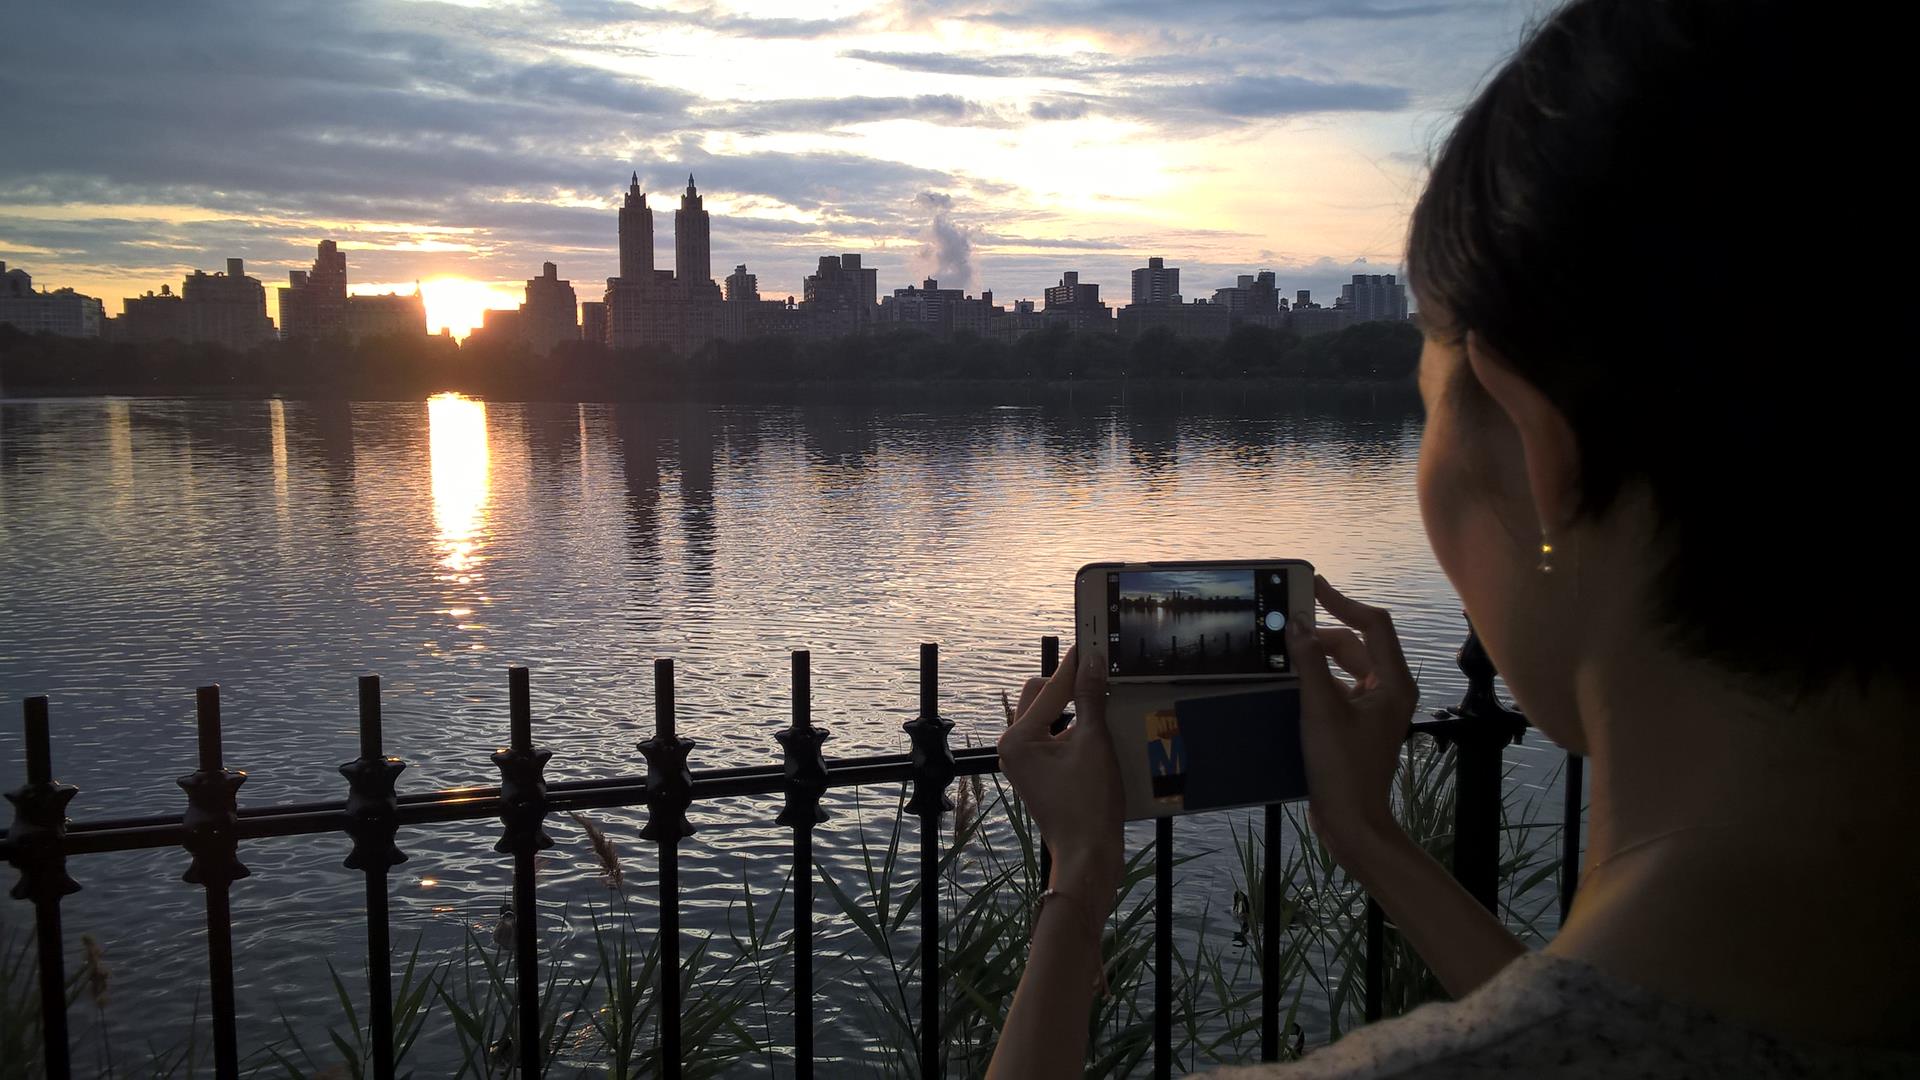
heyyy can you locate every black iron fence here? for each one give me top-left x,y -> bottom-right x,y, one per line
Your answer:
3,629 -> 1580,1080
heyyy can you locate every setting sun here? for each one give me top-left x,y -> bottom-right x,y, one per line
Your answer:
356,277 -> 524,340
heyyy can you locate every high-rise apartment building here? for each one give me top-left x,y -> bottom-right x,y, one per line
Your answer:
802,254 -> 877,337
607,172 -> 724,353
278,241 -> 423,341
580,301 -> 608,346
724,264 -> 757,302
675,175 -> 711,292
520,262 -> 579,354
117,285 -> 189,342
279,240 -> 349,339
1211,270 -> 1283,328
674,176 -> 721,348
1041,272 -> 1112,332
606,174 -> 680,352
1118,299 -> 1231,340
2,262 -> 105,338
618,173 -> 653,280
178,258 -> 274,349
1340,274 -> 1409,323
1131,257 -> 1180,306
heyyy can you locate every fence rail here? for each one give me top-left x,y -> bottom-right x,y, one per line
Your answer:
3,628 -> 1575,1079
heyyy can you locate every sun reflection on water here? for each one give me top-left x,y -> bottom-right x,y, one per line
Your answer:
269,398 -> 289,513
428,393 -> 490,579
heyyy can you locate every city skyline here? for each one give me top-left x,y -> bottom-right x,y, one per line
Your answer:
5,176 -> 1411,351
0,1 -> 1549,337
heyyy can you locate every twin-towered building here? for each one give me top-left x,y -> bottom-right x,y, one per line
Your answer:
602,173 -> 722,353
593,172 -> 893,351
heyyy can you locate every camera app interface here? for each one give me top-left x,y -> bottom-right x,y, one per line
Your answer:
1108,568 -> 1292,677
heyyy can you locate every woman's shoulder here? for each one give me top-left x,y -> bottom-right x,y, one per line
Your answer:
1211,951 -> 1919,1080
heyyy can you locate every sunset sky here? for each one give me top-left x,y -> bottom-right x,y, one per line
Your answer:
0,0 -> 1551,337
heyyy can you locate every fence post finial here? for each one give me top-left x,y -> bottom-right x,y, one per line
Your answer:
777,650 -> 830,828
641,657 -> 696,844
342,675 -> 407,873
7,697 -> 80,904
491,668 -> 553,856
179,686 -> 249,889
903,642 -> 955,819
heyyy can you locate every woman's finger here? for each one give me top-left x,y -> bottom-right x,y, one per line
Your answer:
1316,626 -> 1373,683
1068,645 -> 1109,740
1013,677 -> 1048,723
1009,644 -> 1079,740
1287,610 -> 1345,729
1315,575 -> 1412,680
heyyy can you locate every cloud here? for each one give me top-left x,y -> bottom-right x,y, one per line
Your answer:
841,50 -> 1055,78
909,0 -> 1497,31
543,0 -> 869,38
713,95 -> 1005,133
912,192 -> 974,292
1164,74 -> 1410,117
840,49 -> 1411,130
0,0 -> 1528,311
1029,99 -> 1092,121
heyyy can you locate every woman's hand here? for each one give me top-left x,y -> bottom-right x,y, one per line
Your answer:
986,644 -> 1125,1080
998,644 -> 1125,904
1288,575 -> 1420,864
1285,576 -> 1525,997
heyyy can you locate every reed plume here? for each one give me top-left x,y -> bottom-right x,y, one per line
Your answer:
81,933 -> 110,1009
954,771 -> 978,839
570,810 -> 625,891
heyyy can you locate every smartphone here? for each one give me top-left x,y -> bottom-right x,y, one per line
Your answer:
1075,560 -> 1315,819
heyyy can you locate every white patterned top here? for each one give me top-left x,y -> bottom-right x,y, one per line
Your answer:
1212,952 -> 1917,1079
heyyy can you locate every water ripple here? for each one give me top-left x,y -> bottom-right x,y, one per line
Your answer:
0,392 -> 1565,1070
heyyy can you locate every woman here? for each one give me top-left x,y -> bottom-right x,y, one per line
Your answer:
989,0 -> 1916,1075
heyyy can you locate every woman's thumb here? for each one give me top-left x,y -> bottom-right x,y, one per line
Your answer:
1073,646 -> 1109,736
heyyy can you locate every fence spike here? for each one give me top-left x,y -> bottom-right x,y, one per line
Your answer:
492,666 -> 550,1079
342,675 -> 405,1080
7,697 -> 79,1080
178,685 -> 247,1080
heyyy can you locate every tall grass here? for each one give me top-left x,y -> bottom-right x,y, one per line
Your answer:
1,740 -> 1561,1077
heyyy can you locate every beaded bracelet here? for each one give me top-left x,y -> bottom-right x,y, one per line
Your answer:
1032,887 -> 1111,996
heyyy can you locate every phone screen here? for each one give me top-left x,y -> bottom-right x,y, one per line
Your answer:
1106,566 -> 1293,678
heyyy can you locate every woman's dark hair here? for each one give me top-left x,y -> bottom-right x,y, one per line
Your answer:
1409,0 -> 1897,689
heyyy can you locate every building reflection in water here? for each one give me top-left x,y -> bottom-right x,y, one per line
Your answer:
613,405 -> 662,558
307,399 -> 356,495
677,411 -> 717,591
106,398 -> 133,490
428,392 -> 491,580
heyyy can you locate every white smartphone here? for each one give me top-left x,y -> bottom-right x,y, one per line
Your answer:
1075,560 -> 1315,819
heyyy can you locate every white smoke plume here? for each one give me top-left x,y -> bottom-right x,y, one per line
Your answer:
913,191 -> 973,292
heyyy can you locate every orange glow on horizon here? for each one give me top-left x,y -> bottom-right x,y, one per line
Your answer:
355,278 -> 523,340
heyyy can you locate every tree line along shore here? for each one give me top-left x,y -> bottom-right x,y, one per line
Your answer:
0,319 -> 1421,399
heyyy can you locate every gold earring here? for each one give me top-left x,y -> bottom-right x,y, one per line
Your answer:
1538,533 -> 1555,575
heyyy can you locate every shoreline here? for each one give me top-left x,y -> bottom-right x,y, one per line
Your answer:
0,375 -> 1421,405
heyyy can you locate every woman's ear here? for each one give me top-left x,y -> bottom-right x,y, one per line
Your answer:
1466,333 -> 1581,530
